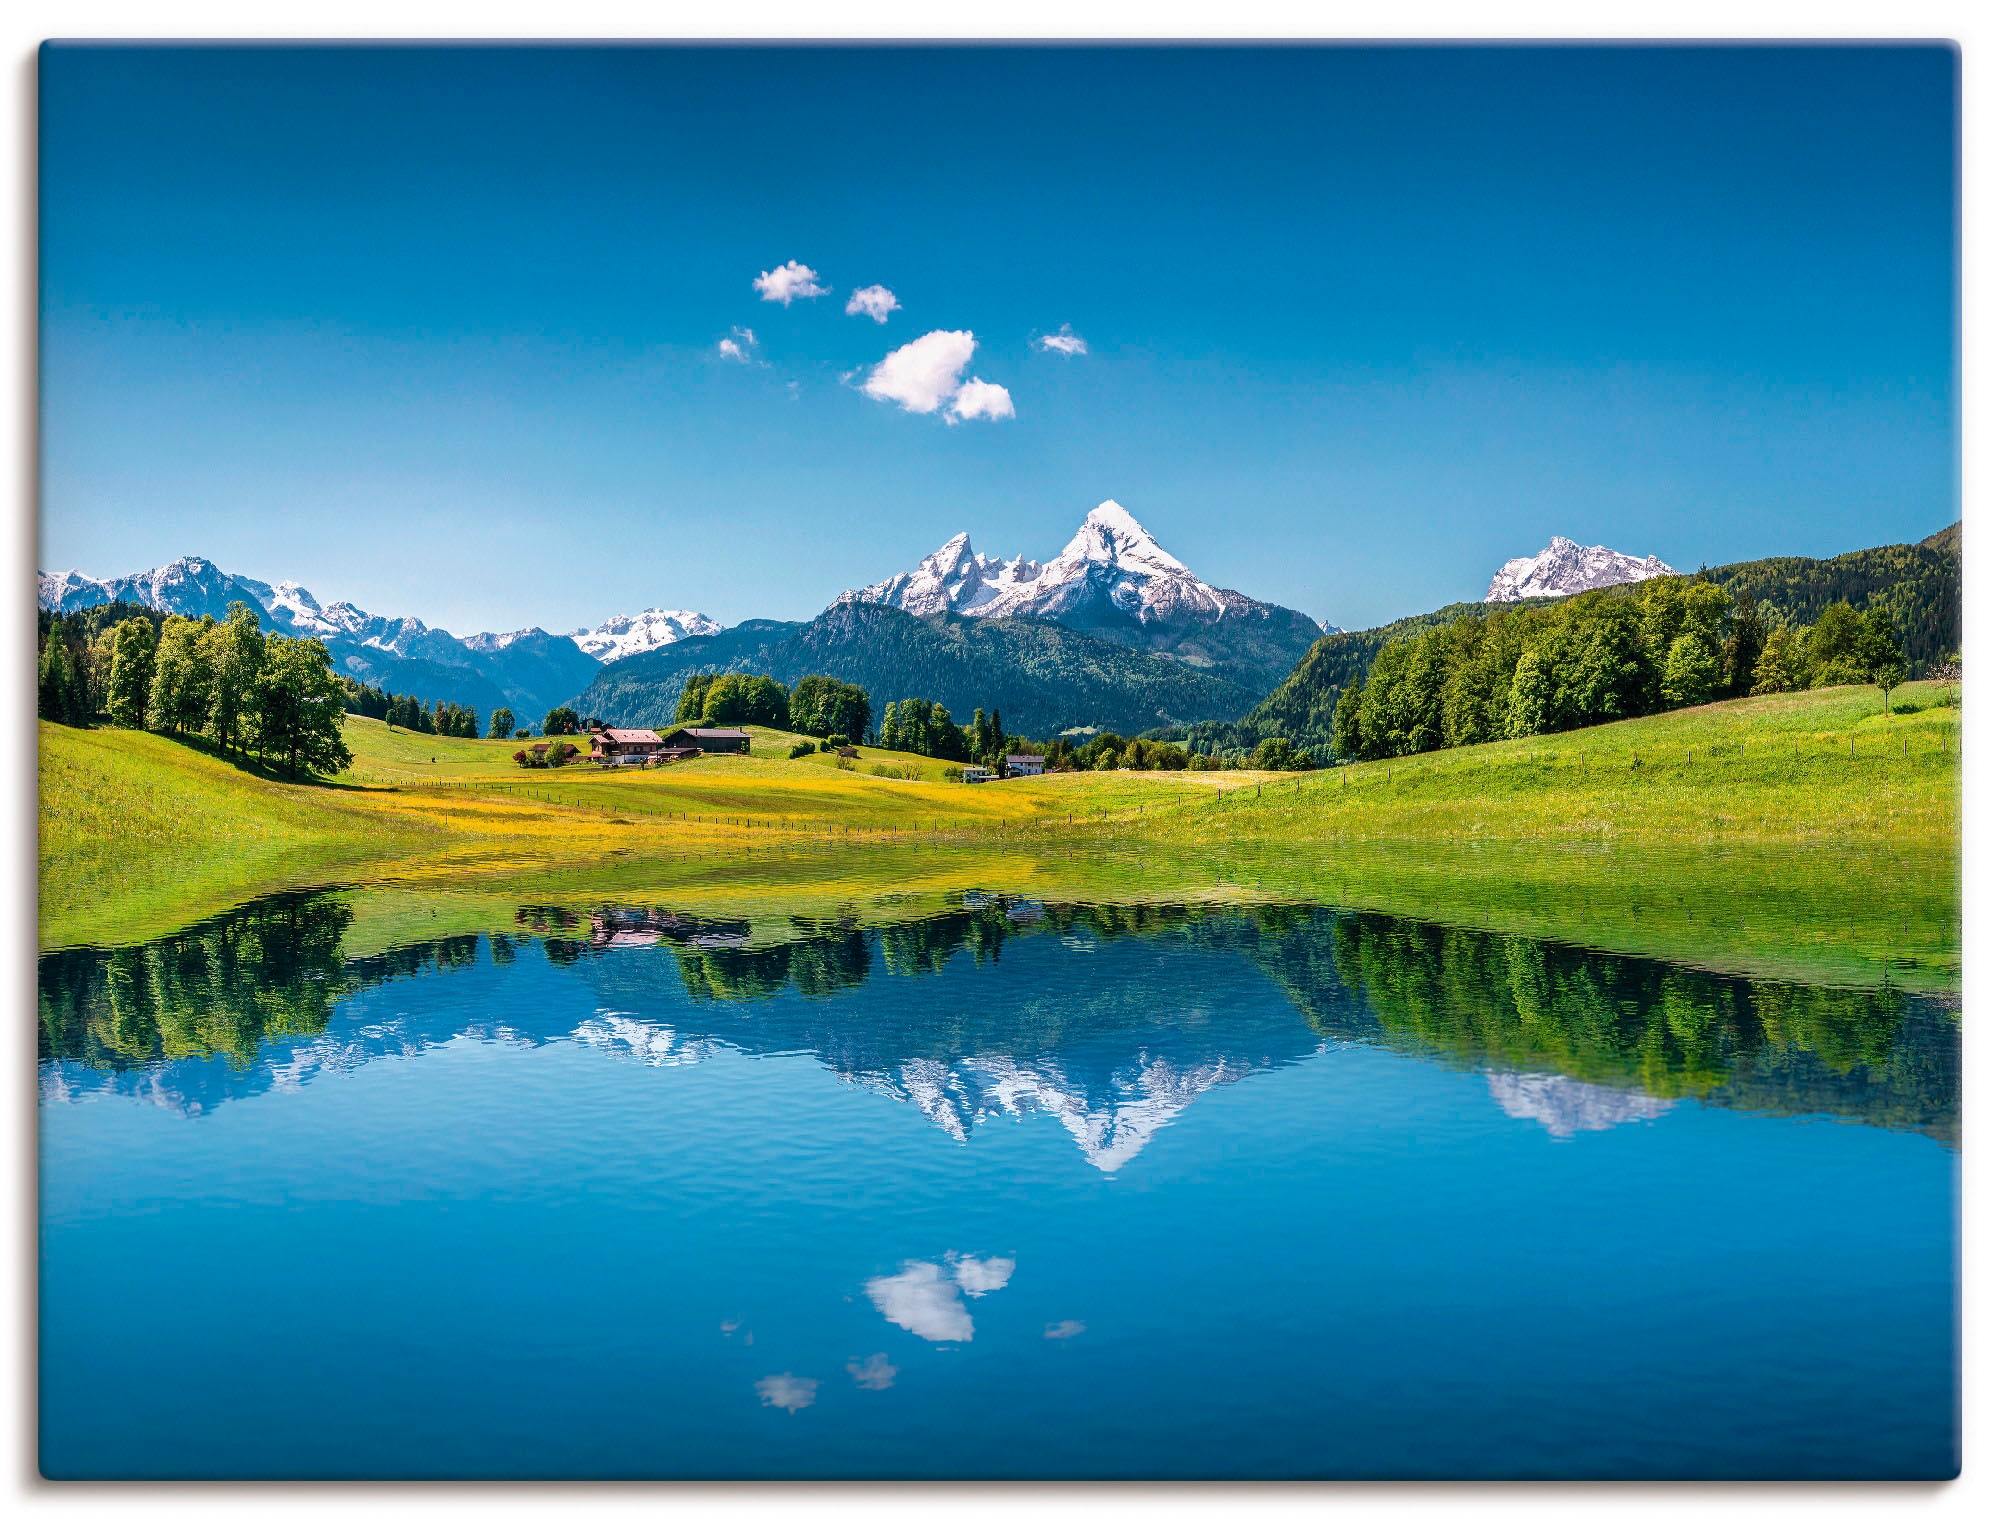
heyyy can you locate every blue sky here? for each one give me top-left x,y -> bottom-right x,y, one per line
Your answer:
40,44 -> 1958,636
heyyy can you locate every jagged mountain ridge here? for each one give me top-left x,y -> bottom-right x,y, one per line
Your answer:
569,608 -> 724,661
1484,536 -> 1674,602
837,502 -> 1325,690
38,555 -> 716,725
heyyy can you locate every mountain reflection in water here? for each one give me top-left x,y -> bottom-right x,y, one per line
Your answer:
37,888 -> 1960,1157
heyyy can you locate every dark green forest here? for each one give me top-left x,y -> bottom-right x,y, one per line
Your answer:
1175,524 -> 1960,760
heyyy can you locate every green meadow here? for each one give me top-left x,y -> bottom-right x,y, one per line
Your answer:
39,683 -> 1958,991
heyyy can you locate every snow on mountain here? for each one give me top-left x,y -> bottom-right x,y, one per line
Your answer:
835,531 -> 1043,617
836,501 -> 1258,628
40,555 -> 448,655
1485,1070 -> 1678,1138
570,608 -> 724,662
844,1046 -> 1273,1173
1483,536 -> 1674,603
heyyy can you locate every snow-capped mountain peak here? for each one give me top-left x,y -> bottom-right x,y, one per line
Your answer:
834,532 -> 1042,617
1066,500 -> 1192,577
570,608 -> 724,662
1483,536 -> 1674,603
835,500 -> 1247,629
974,499 -> 1233,624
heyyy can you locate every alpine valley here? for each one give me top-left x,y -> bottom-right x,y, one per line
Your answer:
580,502 -> 1328,734
36,505 -> 1959,743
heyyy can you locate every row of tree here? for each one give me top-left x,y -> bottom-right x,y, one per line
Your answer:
875,700 -> 1022,766
671,672 -> 873,742
337,678 -> 498,738
39,601 -> 351,779
1332,579 -> 1908,762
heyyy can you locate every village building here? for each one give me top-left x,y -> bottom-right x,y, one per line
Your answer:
834,745 -> 860,758
660,726 -> 753,755
1004,754 -> 1045,777
591,727 -> 666,765
963,765 -> 997,784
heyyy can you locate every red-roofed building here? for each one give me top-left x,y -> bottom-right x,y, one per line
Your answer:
591,727 -> 665,765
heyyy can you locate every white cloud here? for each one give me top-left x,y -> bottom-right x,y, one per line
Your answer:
863,329 -> 976,414
1037,324 -> 1088,356
865,1261 -> 973,1342
862,330 -> 1015,423
846,284 -> 901,323
847,1353 -> 897,1390
718,325 -> 758,362
950,378 -> 1015,423
753,260 -> 829,305
754,1373 -> 818,1412
1043,1320 -> 1086,1340
952,1255 -> 1015,1296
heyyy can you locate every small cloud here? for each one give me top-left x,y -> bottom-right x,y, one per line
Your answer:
1037,324 -> 1088,356
847,1352 -> 898,1390
720,1319 -> 742,1336
754,1373 -> 819,1412
753,260 -> 829,305
1044,1320 -> 1086,1340
949,378 -> 1015,424
846,284 -> 901,323
717,325 -> 759,362
952,1255 -> 1015,1296
865,1260 -> 973,1342
863,329 -> 976,416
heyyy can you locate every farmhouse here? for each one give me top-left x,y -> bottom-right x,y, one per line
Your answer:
963,765 -> 997,784
1004,754 -> 1045,777
661,726 -> 753,755
591,727 -> 665,765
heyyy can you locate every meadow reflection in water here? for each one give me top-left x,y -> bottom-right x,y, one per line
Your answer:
37,888 -> 1959,1478
38,888 -> 1959,1151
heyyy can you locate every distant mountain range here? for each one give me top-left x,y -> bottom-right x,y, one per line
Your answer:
573,503 -> 1329,733
37,557 -> 719,727
38,502 -> 1324,732
1484,536 -> 1674,602
37,513 -> 1960,741
577,600 -> 1263,736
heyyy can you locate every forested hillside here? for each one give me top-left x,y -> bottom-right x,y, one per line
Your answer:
576,602 -> 1261,736
1181,524 -> 1960,758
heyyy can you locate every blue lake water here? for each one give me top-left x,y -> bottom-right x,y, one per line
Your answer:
38,893 -> 1958,1478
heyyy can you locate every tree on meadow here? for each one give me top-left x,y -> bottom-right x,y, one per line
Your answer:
1750,623 -> 1812,695
1504,647 -> 1557,739
104,619 -> 157,727
37,627 -> 87,725
1720,591 -> 1767,697
205,602 -> 267,755
787,675 -> 870,741
1660,632 -> 1724,709
675,674 -> 716,723
488,706 -> 516,740
699,673 -> 788,727
145,616 -> 217,735
543,706 -> 581,737
252,635 -> 353,779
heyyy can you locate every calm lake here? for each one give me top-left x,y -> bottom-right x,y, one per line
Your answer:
38,888 -> 1959,1479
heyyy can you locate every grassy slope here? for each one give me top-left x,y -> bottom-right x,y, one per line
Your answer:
40,688 -> 1959,988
